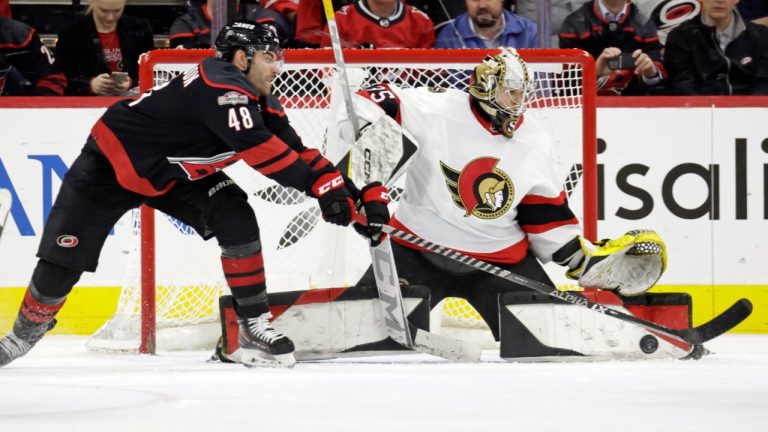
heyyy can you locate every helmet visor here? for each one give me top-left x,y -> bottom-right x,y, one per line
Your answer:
249,44 -> 285,72
493,79 -> 536,116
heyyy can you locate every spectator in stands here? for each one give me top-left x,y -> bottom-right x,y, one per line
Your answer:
559,0 -> 664,95
257,0 -> 298,23
409,0 -> 466,31
517,0 -> 578,47
0,16 -> 66,95
664,0 -> 768,95
55,0 -> 154,96
295,0 -> 353,47
320,0 -> 435,48
434,0 -> 537,48
737,0 -> 768,26
0,0 -> 10,19
169,0 -> 293,48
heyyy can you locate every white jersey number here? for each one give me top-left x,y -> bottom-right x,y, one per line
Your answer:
228,107 -> 254,131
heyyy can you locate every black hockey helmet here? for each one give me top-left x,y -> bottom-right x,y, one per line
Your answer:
214,20 -> 282,63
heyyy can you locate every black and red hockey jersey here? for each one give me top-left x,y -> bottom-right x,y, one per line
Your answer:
0,17 -> 65,95
88,57 -> 324,197
558,0 -> 664,95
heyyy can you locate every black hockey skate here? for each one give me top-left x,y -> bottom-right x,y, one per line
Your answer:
0,314 -> 57,367
237,312 -> 295,368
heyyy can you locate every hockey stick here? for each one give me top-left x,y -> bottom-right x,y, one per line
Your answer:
342,119 -> 481,362
316,4 -> 481,361
0,188 -> 11,241
321,0 -> 362,138
373,224 -> 753,346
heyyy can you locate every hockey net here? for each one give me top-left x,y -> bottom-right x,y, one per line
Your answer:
86,48 -> 596,353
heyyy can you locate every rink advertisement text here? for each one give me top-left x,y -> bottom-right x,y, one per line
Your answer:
0,105 -> 766,286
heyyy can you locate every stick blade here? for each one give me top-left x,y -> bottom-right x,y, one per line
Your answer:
683,298 -> 753,344
410,325 -> 482,363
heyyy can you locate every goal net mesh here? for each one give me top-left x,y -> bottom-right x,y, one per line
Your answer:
86,49 -> 593,353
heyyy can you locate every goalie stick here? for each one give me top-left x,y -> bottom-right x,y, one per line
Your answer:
344,118 -> 481,362
317,0 -> 481,362
373,223 -> 753,346
0,188 -> 11,241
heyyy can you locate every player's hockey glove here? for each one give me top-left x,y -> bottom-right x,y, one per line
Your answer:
353,182 -> 391,246
308,168 -> 355,226
553,229 -> 667,296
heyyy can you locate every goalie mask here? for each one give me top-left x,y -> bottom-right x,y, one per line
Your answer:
214,20 -> 283,71
469,48 -> 536,138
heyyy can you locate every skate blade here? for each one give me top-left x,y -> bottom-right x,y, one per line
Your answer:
240,349 -> 296,369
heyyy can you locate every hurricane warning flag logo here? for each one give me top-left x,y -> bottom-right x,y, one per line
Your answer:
440,157 -> 514,219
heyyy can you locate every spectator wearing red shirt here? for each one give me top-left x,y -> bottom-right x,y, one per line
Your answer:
55,0 -> 154,96
320,0 -> 436,48
295,0 -> 353,47
259,0 -> 298,22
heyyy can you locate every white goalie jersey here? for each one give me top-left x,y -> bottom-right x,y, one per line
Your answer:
338,83 -> 582,264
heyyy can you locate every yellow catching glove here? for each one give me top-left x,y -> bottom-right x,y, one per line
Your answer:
556,230 -> 667,296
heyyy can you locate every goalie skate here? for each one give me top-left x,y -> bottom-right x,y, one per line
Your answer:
237,313 -> 296,368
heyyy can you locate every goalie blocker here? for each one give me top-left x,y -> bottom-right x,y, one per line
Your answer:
213,285 -> 695,362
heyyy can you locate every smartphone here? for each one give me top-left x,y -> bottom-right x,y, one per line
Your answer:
608,53 -> 636,70
110,71 -> 129,83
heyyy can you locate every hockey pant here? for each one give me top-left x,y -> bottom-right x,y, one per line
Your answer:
34,144 -> 261,301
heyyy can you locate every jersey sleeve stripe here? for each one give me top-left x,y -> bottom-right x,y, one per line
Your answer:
90,120 -> 176,196
299,148 -> 330,171
237,137 -> 301,176
520,217 -> 580,234
520,190 -> 567,205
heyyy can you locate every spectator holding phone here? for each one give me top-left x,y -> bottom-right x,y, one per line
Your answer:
664,0 -> 768,95
55,0 -> 155,95
559,0 -> 664,95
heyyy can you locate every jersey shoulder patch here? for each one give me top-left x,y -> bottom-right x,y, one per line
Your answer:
199,57 -> 259,100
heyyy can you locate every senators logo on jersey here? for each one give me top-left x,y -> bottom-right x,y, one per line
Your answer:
440,157 -> 514,220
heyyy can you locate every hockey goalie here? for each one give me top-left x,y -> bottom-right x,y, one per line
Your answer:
213,48 -> 705,364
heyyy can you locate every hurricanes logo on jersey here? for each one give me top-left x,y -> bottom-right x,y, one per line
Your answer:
440,157 -> 514,219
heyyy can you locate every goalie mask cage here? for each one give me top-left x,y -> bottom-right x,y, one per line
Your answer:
85,48 -> 596,355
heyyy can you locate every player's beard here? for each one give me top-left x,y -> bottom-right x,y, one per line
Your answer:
474,10 -> 500,28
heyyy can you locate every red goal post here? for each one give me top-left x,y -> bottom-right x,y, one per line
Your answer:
123,48 -> 596,354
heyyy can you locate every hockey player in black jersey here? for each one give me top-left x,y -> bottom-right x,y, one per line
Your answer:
0,21 -> 389,368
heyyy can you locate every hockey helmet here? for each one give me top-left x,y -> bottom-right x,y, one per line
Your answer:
469,48 -> 536,137
214,20 -> 282,66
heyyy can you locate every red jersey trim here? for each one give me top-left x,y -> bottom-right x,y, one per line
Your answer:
0,28 -> 35,49
199,63 -> 259,100
389,217 -> 530,264
263,106 -> 286,117
520,190 -> 567,205
91,120 -> 176,196
521,217 -> 580,234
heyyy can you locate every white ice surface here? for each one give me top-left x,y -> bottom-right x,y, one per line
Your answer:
1,334 -> 766,432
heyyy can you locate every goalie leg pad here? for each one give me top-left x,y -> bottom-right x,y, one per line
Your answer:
499,291 -> 693,361
215,285 -> 431,363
